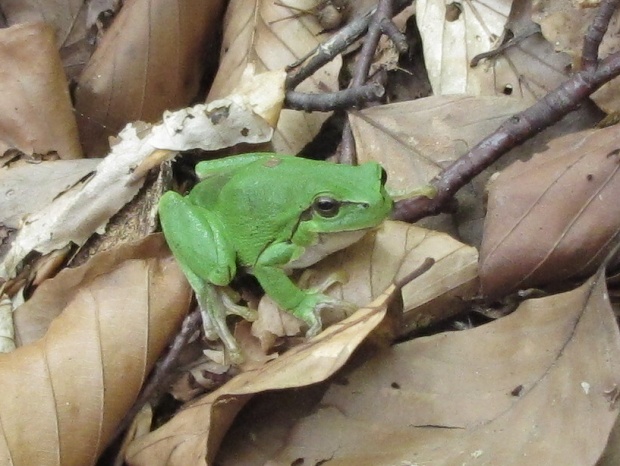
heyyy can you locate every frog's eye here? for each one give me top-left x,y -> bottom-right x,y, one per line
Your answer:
380,167 -> 388,186
313,196 -> 340,218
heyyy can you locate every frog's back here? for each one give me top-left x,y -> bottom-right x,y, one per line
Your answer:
187,154 -> 386,266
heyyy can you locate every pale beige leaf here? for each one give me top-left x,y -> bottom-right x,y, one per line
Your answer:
532,0 -> 620,112
0,23 -> 82,159
0,235 -> 191,466
0,72 -> 283,280
74,0 -> 225,157
416,0 -> 512,95
0,294 -> 14,352
0,158 -> 101,229
491,0 -> 573,101
217,271 -> 620,465
480,126 -> 620,298
208,0 -> 341,154
125,286 -> 400,466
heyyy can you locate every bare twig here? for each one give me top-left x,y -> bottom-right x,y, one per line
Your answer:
341,0 -> 399,163
286,7 -> 375,90
352,0 -> 394,87
285,0 -> 413,90
285,82 -> 384,112
582,0 -> 620,70
393,49 -> 620,222
380,17 -> 408,53
470,23 -> 540,67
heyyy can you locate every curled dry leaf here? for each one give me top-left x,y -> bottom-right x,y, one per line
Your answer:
532,0 -> 620,112
216,270 -> 620,465
125,284 -> 401,466
0,68 -> 285,281
1,158 -> 101,230
415,0 -> 511,95
479,126 -> 620,298
74,0 -> 225,157
0,22 -> 82,159
0,235 -> 191,466
208,0 -> 341,153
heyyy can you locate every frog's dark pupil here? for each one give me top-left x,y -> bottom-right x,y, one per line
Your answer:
314,196 -> 339,217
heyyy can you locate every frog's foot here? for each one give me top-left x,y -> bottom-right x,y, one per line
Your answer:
291,291 -> 357,338
196,284 -> 257,364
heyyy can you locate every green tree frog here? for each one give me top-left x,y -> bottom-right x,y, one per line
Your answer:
159,153 -> 393,362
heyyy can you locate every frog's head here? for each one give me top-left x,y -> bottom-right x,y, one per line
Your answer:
299,161 -> 393,234
283,161 -> 393,269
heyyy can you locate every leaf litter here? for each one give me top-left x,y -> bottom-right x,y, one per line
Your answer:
1,0 -> 620,465
216,267 -> 620,466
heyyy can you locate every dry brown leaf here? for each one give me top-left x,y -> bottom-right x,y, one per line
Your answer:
352,97 -> 529,191
415,0 -> 512,95
74,0 -> 224,157
350,96 -> 530,241
208,0 -> 341,154
532,0 -> 620,112
480,126 -> 620,298
0,22 -> 83,159
216,270 -> 620,465
301,221 -> 479,335
0,234 -> 191,466
125,284 -> 401,466
0,0 -> 110,79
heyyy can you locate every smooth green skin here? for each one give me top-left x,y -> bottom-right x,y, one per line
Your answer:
159,153 -> 393,361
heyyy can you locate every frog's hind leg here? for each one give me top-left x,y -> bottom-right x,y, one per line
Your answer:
159,191 -> 236,286
159,191 -> 255,362
190,277 -> 245,364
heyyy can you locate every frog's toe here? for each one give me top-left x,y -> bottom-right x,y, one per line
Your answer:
221,291 -> 257,321
295,294 -> 358,337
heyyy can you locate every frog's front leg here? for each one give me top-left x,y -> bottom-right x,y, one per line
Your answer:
253,242 -> 354,336
159,192 -> 255,362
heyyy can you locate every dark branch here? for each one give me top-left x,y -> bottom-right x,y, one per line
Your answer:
285,83 -> 385,112
393,50 -> 620,222
285,0 -> 413,90
341,0 -> 401,163
380,16 -> 408,53
582,0 -> 620,70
